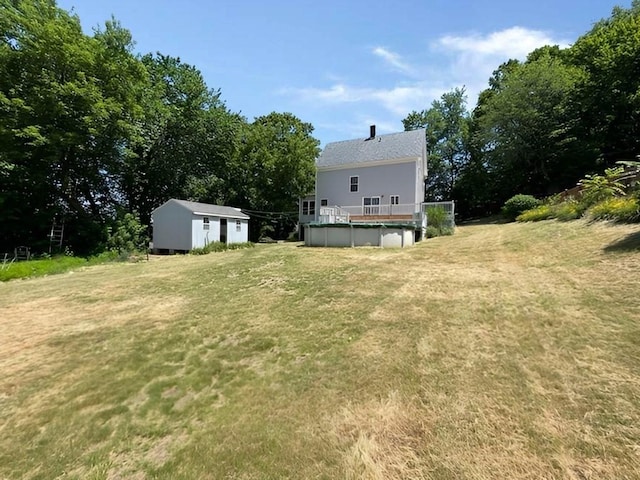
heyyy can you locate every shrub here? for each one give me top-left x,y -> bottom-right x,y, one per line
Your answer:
502,194 -> 540,221
555,200 -> 585,221
516,204 -> 555,222
190,242 -> 254,255
88,250 -> 122,264
579,167 -> 626,207
107,213 -> 148,255
425,206 -> 454,238
587,197 -> 640,223
426,206 -> 449,229
425,225 -> 453,239
425,226 -> 440,238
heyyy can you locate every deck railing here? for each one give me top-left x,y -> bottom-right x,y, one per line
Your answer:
336,203 -> 422,217
318,206 -> 350,223
317,203 -> 424,223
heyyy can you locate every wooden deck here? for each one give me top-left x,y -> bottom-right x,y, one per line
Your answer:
349,214 -> 415,222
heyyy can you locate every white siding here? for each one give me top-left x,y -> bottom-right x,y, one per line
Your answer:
316,161 -> 419,208
152,201 -> 192,250
153,199 -> 249,251
191,215 -> 219,248
226,219 -> 249,244
191,216 -> 248,246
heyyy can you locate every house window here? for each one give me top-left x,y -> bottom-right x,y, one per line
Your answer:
390,195 -> 400,205
236,220 -> 242,232
350,176 -> 359,192
203,217 -> 210,230
320,199 -> 328,206
363,197 -> 380,215
302,200 -> 315,216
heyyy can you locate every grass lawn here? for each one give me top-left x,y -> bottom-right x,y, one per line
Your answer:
0,256 -> 90,282
1,220 -> 639,479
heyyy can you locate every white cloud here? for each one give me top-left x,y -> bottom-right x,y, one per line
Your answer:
438,26 -> 570,59
372,47 -> 415,75
278,27 -> 571,143
282,82 -> 445,117
433,27 -> 571,107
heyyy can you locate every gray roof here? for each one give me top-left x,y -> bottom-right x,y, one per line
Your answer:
317,128 -> 426,168
165,199 -> 249,219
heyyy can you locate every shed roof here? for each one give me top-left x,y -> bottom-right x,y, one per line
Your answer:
155,199 -> 250,219
317,128 -> 426,168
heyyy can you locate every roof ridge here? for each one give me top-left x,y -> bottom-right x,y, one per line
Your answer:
324,128 -> 425,147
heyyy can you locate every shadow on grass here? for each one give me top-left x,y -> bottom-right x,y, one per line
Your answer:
604,230 -> 640,252
458,215 -> 510,226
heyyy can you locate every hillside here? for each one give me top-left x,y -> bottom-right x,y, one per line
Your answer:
1,220 -> 639,479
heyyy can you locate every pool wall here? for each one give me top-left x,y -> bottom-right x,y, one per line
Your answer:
304,224 -> 415,248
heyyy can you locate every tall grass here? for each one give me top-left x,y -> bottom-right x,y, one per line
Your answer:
189,241 -> 254,255
0,256 -> 88,281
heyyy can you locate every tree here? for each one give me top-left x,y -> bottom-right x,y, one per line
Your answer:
120,53 -> 243,228
403,88 -> 471,201
570,1 -> 640,165
473,51 -> 596,201
236,112 -> 320,239
0,0 -> 146,254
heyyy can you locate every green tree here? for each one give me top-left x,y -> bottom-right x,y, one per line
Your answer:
120,53 -> 243,228
107,212 -> 148,254
0,0 -> 146,254
570,1 -> 640,165
237,112 -> 320,239
474,51 -> 595,200
403,88 -> 471,201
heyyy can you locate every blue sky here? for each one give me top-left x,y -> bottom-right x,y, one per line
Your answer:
58,0 -> 627,146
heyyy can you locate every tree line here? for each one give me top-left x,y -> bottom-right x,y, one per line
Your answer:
3,1 -> 639,255
0,0 -> 319,254
404,1 -> 640,218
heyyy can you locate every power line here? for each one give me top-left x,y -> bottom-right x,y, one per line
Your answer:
241,208 -> 299,215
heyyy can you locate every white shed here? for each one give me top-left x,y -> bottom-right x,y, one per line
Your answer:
151,199 -> 249,252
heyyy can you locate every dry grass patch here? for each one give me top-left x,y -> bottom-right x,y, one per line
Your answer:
0,221 -> 639,478
332,391 -> 429,480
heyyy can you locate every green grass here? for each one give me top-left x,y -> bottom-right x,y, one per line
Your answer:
0,256 -> 89,281
1,220 -> 639,479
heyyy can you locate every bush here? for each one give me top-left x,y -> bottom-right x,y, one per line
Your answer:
502,194 -> 540,221
190,242 -> 254,255
426,206 -> 449,229
425,225 -> 454,238
425,226 -> 440,238
425,206 -> 454,238
587,197 -> 640,222
555,200 -> 585,221
516,204 -> 555,222
579,167 -> 626,207
107,213 -> 148,255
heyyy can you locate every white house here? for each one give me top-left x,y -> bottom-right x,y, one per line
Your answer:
300,126 -> 428,239
152,199 -> 249,252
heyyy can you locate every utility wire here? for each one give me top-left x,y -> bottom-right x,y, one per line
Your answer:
241,208 -> 299,215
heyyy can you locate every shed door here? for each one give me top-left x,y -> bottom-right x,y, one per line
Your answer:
220,218 -> 227,243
